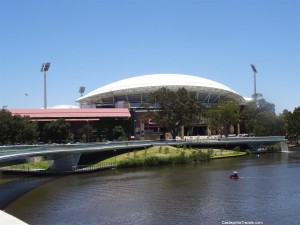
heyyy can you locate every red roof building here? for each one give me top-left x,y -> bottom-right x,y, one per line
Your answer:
9,108 -> 131,121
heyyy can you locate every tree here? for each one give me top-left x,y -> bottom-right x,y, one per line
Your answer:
112,125 -> 125,140
0,110 -> 39,145
146,87 -> 205,139
13,115 -> 38,144
253,111 -> 280,136
0,109 -> 14,145
206,100 -> 240,137
280,106 -> 300,144
291,107 -> 300,144
82,123 -> 93,142
241,100 -> 286,136
43,118 -> 71,143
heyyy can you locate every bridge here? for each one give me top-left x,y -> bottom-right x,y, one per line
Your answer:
0,136 -> 287,172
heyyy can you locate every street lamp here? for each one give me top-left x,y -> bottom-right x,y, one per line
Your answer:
40,62 -> 51,109
250,64 -> 258,104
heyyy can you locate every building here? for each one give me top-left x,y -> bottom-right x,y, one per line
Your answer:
76,74 -> 246,139
9,108 -> 131,142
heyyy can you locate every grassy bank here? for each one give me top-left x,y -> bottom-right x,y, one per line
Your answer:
100,146 -> 246,168
2,146 -> 246,171
3,161 -> 49,170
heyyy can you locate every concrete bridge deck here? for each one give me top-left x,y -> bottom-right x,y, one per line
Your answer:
0,136 -> 287,172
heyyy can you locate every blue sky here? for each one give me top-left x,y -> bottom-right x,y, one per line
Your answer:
0,0 -> 299,114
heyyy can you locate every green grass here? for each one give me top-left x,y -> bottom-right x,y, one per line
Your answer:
2,146 -> 246,171
100,146 -> 246,166
4,161 -> 49,170
210,149 -> 246,158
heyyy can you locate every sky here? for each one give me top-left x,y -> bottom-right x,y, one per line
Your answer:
0,0 -> 299,114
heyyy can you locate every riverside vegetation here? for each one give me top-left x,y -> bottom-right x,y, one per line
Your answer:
101,145 -> 246,168
3,146 -> 246,171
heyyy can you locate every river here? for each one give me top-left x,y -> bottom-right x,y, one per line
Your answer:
2,150 -> 300,225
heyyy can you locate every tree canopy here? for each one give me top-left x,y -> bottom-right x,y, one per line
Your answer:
0,109 -> 38,145
43,118 -> 71,143
206,99 -> 240,137
146,87 -> 205,138
241,100 -> 286,136
279,106 -> 300,144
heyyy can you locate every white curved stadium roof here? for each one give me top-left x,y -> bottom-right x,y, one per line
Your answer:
48,105 -> 80,109
76,74 -> 244,105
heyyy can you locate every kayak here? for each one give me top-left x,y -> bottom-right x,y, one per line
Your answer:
229,174 -> 239,179
229,171 -> 239,179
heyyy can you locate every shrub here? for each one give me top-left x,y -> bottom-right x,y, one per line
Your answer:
144,156 -> 160,166
117,158 -> 144,168
116,148 -> 211,168
190,150 -> 210,163
233,146 -> 240,154
159,146 -> 162,153
246,149 -> 253,155
164,146 -> 169,154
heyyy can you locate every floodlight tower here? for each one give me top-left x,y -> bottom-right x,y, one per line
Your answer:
40,62 -> 51,109
79,86 -> 85,108
79,86 -> 85,97
250,64 -> 258,104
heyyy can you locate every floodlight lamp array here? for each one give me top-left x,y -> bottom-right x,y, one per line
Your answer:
250,64 -> 257,73
41,62 -> 51,72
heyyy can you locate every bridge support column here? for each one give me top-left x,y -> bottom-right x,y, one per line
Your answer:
247,143 -> 262,151
206,127 -> 211,136
47,153 -> 81,172
280,141 -> 289,152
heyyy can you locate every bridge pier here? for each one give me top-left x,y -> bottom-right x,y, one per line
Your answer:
280,141 -> 289,151
247,143 -> 262,151
47,153 -> 81,172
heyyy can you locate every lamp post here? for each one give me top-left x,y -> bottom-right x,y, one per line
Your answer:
25,93 -> 28,109
250,64 -> 258,104
79,86 -> 85,108
40,62 -> 51,109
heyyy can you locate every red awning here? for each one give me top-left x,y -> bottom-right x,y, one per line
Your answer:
9,108 -> 131,121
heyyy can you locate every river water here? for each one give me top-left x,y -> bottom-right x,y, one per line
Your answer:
3,150 -> 300,225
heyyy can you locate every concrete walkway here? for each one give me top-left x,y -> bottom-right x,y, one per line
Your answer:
0,210 -> 28,225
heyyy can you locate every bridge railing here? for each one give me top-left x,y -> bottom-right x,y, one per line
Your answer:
0,140 -> 153,157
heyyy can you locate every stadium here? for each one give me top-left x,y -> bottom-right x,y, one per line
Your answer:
76,74 -> 246,139
76,74 -> 245,108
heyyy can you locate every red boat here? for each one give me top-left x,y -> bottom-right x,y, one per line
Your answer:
229,171 -> 239,179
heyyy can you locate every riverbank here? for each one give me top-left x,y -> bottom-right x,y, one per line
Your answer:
1,146 -> 246,173
100,146 -> 246,167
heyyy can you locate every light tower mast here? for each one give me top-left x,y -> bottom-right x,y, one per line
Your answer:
79,86 -> 85,97
40,62 -> 51,109
250,64 -> 258,104
79,86 -> 85,108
